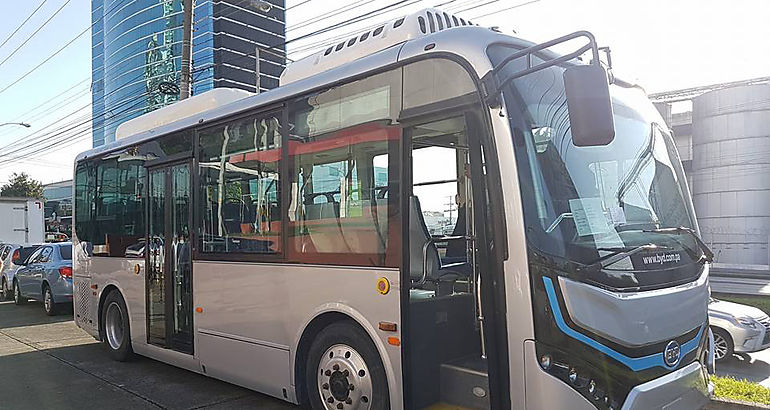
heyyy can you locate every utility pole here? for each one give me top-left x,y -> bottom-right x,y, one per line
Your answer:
179,0 -> 194,99
255,46 -> 260,94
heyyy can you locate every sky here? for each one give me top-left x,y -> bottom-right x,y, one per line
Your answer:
0,0 -> 768,185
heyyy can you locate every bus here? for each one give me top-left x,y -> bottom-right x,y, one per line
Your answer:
73,8 -> 714,410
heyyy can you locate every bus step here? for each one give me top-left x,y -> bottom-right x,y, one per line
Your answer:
439,356 -> 490,409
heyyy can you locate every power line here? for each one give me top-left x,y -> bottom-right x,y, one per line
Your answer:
287,0 -> 313,11
0,25 -> 89,96
468,0 -> 541,19
0,0 -> 71,69
0,0 -> 49,50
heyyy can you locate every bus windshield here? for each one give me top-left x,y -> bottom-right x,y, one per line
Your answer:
489,45 -> 702,284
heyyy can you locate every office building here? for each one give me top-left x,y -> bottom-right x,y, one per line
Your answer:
91,0 -> 286,146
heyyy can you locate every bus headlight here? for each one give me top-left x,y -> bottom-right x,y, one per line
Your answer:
539,354 -> 552,370
536,344 -> 622,410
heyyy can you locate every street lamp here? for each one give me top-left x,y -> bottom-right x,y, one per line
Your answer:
0,122 -> 31,128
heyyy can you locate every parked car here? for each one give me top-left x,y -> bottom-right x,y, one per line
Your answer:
13,242 -> 72,315
45,232 -> 69,243
709,297 -> 770,360
0,244 -> 42,301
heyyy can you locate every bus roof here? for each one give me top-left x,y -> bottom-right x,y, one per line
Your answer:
76,19 -> 531,163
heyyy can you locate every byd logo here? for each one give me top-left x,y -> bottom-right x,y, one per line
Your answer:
664,340 -> 681,367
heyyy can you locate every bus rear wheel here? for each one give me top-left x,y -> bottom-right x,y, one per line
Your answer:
306,321 -> 389,410
102,291 -> 134,362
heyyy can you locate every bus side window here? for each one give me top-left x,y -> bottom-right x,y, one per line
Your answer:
287,68 -> 401,267
198,112 -> 283,255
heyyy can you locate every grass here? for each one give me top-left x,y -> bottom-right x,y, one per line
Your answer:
713,293 -> 770,316
712,375 -> 770,405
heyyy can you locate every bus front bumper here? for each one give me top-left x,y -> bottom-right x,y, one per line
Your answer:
621,361 -> 710,410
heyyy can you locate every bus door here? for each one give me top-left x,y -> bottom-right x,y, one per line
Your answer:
146,161 -> 194,354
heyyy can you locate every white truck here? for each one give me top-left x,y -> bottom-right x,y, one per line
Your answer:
0,197 -> 45,245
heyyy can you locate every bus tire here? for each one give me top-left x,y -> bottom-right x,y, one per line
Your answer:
305,321 -> 389,410
102,291 -> 134,362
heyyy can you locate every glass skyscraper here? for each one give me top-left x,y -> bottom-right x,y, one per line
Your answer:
91,0 -> 286,146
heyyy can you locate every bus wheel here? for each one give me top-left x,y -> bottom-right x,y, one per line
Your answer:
102,291 -> 134,362
306,321 -> 389,410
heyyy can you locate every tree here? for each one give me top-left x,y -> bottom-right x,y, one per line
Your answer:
1,172 -> 44,199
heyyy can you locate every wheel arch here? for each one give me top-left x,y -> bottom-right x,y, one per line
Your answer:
292,306 -> 399,409
97,283 -> 124,341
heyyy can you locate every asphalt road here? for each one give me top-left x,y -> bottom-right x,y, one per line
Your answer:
3,298 -> 769,409
0,300 -> 297,410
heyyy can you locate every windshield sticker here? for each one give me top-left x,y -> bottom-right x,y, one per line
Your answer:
642,252 -> 682,266
569,198 -> 610,236
608,205 -> 627,226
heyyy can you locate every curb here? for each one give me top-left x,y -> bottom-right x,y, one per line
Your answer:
707,398 -> 770,409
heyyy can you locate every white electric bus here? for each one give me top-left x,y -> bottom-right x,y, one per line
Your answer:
74,8 -> 714,410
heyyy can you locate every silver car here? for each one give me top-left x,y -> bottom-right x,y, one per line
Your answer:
0,244 -> 42,301
709,297 -> 770,360
13,242 -> 73,316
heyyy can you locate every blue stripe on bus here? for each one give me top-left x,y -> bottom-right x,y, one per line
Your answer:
542,276 -> 704,371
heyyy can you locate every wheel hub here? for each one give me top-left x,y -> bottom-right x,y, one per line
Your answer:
713,333 -> 728,360
105,302 -> 124,350
318,344 -> 372,410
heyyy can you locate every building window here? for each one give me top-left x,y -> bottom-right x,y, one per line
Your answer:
198,111 -> 282,254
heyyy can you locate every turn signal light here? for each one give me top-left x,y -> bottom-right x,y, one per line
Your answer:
59,266 -> 73,278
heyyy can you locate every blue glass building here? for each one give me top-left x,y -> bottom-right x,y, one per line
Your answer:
91,0 -> 286,146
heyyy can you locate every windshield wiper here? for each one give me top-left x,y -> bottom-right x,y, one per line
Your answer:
580,243 -> 668,272
643,226 -> 714,263
616,123 -> 655,204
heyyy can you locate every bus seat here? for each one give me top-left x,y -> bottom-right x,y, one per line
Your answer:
409,196 -> 440,282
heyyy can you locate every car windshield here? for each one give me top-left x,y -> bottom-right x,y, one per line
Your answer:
488,45 -> 701,275
59,244 -> 72,260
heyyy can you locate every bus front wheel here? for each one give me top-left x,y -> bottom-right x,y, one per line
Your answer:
305,321 -> 389,410
102,291 -> 134,362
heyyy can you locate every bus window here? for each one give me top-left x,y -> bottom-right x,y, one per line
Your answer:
287,69 -> 401,266
403,58 -> 477,110
198,111 -> 282,254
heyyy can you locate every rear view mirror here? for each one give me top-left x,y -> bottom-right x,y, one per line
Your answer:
563,64 -> 615,146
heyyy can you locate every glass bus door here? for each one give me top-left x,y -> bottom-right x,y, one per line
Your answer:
147,162 -> 194,354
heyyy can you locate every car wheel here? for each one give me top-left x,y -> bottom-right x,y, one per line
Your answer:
0,278 -> 7,301
305,321 -> 389,410
43,286 -> 57,316
712,327 -> 734,361
102,291 -> 134,361
13,281 -> 26,305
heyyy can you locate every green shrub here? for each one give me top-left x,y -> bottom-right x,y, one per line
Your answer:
712,375 -> 770,405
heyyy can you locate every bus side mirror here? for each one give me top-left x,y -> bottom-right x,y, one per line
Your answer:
563,64 -> 615,146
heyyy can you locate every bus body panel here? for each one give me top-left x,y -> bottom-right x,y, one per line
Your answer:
90,257 -> 148,347
523,341 -> 596,410
193,261 -> 403,408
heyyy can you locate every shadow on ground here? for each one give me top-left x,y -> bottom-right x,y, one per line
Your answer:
0,300 -> 73,329
0,300 -> 297,410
